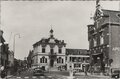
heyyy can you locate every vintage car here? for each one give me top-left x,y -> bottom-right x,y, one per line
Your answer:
33,68 -> 44,76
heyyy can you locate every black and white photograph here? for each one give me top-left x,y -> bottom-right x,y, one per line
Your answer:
0,0 -> 120,79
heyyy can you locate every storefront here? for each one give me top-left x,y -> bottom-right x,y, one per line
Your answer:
91,53 -> 105,73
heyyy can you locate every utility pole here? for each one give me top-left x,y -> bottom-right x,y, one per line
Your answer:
13,34 -> 20,56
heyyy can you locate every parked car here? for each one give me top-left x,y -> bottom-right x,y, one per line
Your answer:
33,68 -> 44,76
111,70 -> 120,78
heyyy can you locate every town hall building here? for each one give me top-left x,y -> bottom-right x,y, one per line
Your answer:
32,29 -> 66,70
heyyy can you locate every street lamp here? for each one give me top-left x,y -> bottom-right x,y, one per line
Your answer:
13,33 -> 20,54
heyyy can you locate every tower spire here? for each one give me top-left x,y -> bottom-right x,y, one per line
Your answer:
50,25 -> 54,38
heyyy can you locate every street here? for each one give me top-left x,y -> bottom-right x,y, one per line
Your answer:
5,68 -> 112,79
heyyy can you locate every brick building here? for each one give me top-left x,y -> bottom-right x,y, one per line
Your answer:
88,2 -> 120,74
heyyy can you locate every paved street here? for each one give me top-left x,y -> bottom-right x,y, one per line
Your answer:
4,69 -> 112,79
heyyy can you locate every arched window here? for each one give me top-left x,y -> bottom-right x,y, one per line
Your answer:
57,57 -> 63,63
40,56 -> 47,63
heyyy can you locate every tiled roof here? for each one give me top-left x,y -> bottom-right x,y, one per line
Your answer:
66,49 -> 90,55
97,9 -> 120,27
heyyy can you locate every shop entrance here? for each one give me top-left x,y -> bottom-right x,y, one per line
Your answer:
92,53 -> 105,73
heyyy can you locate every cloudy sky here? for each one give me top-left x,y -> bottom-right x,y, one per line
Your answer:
1,1 -> 119,60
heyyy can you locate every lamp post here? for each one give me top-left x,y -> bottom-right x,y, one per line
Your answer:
13,33 -> 20,55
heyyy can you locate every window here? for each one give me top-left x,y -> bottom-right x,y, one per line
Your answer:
70,57 -> 72,62
100,36 -> 104,45
100,33 -> 104,45
40,56 -> 47,63
57,57 -> 63,63
45,58 -> 47,63
93,38 -> 97,47
50,48 -> 54,54
42,47 -> 45,53
40,58 -> 42,63
58,48 -> 62,53
74,64 -> 81,68
62,59 -> 63,63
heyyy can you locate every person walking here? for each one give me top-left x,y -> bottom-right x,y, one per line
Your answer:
1,66 -> 7,79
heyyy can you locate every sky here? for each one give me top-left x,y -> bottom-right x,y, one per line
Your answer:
1,1 -> 119,60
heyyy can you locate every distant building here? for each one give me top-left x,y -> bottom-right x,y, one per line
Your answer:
32,29 -> 66,70
8,50 -> 14,67
66,49 -> 90,72
7,50 -> 14,75
0,30 -> 9,68
88,1 -> 120,73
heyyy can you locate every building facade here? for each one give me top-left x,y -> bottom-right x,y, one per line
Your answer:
32,29 -> 66,70
0,30 -> 9,69
66,49 -> 90,73
88,2 -> 120,74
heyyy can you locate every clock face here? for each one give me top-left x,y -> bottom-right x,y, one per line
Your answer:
50,44 -> 55,48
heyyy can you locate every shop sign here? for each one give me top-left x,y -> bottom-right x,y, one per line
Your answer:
112,47 -> 120,52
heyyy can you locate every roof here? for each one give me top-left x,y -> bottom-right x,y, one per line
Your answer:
33,37 -> 66,47
66,48 -> 90,55
33,29 -> 66,47
95,9 -> 120,27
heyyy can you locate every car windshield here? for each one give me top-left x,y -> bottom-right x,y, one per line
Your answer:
113,70 -> 120,73
36,70 -> 42,73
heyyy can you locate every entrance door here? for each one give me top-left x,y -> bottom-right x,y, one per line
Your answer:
50,59 -> 54,67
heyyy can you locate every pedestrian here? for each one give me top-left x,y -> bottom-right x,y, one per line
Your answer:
1,68 -> 7,79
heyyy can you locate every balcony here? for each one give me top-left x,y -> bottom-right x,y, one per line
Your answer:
49,52 -> 57,60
